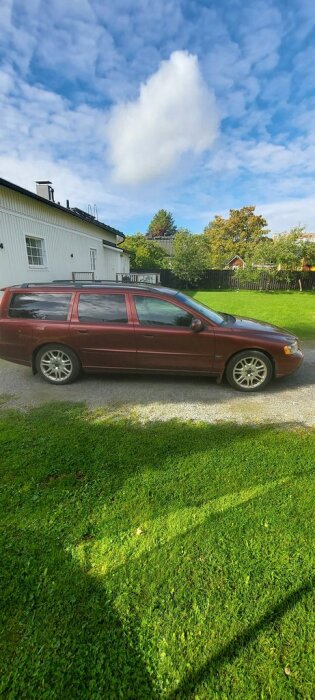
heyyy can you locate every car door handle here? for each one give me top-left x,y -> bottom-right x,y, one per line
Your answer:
77,329 -> 89,334
143,334 -> 154,338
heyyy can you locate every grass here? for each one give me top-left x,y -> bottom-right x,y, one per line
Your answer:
188,290 -> 315,340
1,402 -> 315,698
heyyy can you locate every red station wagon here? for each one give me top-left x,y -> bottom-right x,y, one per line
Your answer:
0,282 -> 303,392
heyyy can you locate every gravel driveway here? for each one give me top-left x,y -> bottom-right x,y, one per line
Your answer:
0,344 -> 314,426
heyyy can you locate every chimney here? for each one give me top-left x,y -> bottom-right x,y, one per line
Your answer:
36,180 -> 55,202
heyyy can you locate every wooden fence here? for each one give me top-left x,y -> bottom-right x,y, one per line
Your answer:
133,269 -> 315,291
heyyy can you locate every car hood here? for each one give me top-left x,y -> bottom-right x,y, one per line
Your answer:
220,313 -> 296,339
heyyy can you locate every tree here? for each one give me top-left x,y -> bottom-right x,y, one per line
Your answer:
147,209 -> 177,238
301,239 -> 315,269
250,227 -> 315,270
237,226 -> 315,289
204,206 -> 269,268
273,227 -> 315,270
122,234 -> 170,271
172,229 -> 209,285
246,237 -> 274,266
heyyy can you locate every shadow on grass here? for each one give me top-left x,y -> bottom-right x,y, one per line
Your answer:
0,405 -> 248,696
0,404 -> 314,697
169,578 -> 315,698
0,529 -> 155,698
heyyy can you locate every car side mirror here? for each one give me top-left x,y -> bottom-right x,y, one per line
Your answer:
191,317 -> 204,333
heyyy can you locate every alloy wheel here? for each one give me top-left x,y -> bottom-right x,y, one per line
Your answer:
232,355 -> 268,389
40,349 -> 73,383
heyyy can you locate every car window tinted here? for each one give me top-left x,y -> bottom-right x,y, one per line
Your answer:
134,296 -> 193,327
78,294 -> 128,323
9,293 -> 72,320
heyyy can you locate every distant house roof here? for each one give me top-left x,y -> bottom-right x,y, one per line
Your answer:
148,236 -> 174,255
225,255 -> 245,265
0,177 -> 125,243
273,232 -> 315,241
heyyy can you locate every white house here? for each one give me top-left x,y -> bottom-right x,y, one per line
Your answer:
0,178 -> 130,288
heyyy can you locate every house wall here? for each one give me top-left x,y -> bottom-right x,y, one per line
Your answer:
0,186 -> 129,287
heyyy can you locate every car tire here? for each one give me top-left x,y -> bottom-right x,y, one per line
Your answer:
226,350 -> 273,392
35,344 -> 80,385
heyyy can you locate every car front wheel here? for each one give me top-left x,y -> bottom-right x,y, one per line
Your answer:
35,344 -> 80,385
226,350 -> 272,392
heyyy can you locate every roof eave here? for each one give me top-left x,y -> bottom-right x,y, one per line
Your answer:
0,177 -> 125,241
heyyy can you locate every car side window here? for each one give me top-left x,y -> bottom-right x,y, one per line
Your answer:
134,296 -> 193,327
78,294 -> 128,323
8,293 -> 72,320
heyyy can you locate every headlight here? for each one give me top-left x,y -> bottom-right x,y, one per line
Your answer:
283,341 -> 299,355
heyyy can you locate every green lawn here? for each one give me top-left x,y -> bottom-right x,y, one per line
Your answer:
1,403 -> 314,698
188,290 -> 315,340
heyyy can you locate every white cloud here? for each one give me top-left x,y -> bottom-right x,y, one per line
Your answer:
208,130 -> 315,182
0,69 -> 144,225
1,0 -> 315,236
257,197 -> 315,232
0,154 -> 124,207
106,51 -> 219,184
0,153 -> 145,227
188,197 -> 315,234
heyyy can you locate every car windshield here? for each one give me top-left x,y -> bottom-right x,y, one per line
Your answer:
176,293 -> 224,325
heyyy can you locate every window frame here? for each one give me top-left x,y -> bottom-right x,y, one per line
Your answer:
132,293 -> 196,329
90,248 -> 97,272
25,235 -> 48,269
75,291 -> 129,325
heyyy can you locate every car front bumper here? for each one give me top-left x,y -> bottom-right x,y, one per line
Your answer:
275,350 -> 304,378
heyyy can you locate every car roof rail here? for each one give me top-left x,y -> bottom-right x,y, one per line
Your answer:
10,281 -> 177,294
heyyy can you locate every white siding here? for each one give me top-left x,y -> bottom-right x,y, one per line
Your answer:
0,186 -> 129,288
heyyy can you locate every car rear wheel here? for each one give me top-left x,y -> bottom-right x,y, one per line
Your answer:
226,351 -> 272,392
36,344 -> 80,385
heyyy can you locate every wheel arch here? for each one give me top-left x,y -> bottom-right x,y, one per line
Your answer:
32,342 -> 81,374
224,347 -> 275,377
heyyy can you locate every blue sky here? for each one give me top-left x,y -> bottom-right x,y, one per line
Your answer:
1,0 -> 315,234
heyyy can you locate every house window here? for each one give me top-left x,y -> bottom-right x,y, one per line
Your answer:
90,248 -> 97,271
25,236 -> 47,267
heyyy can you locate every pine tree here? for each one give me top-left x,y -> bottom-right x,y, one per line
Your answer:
147,209 -> 177,238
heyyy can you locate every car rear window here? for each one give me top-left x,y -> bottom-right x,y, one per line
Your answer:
8,293 -> 72,320
78,294 -> 128,323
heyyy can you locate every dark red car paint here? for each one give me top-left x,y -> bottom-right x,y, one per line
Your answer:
0,284 -> 303,381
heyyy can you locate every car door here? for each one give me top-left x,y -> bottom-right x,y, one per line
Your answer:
131,293 -> 215,372
69,291 -> 137,369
